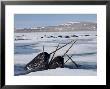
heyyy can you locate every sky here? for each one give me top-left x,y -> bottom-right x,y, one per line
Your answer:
14,14 -> 97,28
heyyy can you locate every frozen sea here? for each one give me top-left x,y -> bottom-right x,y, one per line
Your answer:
14,31 -> 97,76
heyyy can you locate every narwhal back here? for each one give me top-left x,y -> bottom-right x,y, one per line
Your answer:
49,56 -> 64,69
24,52 -> 50,72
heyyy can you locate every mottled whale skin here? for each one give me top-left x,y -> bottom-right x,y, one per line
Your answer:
25,53 -> 64,72
24,40 -> 76,72
49,56 -> 64,69
24,52 -> 50,72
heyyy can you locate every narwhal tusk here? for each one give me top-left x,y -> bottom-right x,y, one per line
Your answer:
62,40 -> 77,57
50,43 -> 60,62
65,54 -> 78,68
50,40 -> 75,55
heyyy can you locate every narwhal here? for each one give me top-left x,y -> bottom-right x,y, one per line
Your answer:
24,40 -> 75,72
48,40 -> 77,69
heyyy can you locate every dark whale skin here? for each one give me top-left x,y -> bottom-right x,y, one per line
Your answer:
49,56 -> 64,69
24,52 -> 50,72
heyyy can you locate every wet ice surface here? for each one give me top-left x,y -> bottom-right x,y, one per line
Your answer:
14,31 -> 97,76
14,43 -> 41,54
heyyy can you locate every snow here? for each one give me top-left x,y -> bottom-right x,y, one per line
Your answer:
14,31 -> 97,76
59,22 -> 81,26
25,68 -> 96,76
67,22 -> 80,24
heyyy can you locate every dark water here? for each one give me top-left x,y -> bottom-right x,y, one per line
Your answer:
65,61 -> 97,69
14,64 -> 27,76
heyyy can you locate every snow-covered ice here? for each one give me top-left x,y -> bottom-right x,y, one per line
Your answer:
25,68 -> 96,76
14,31 -> 97,76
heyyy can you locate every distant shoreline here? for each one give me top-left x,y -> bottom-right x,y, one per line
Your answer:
15,30 -> 96,33
15,21 -> 97,33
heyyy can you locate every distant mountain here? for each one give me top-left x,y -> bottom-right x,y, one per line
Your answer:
15,21 -> 97,33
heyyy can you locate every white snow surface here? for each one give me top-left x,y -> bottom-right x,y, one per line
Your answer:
25,68 -> 96,76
